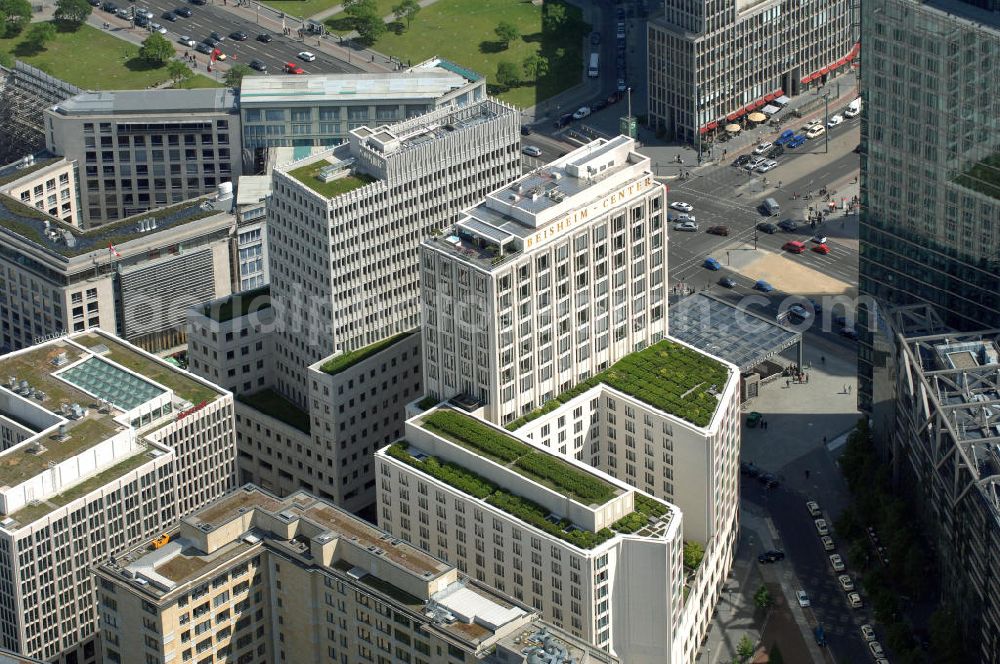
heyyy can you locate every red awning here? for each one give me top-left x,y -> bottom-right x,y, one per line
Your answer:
801,74 -> 814,84
706,121 -> 718,130
848,42 -> 861,59
699,126 -> 710,135
819,66 -> 831,75
727,108 -> 747,121
753,100 -> 766,110
764,93 -> 776,102
775,88 -> 784,97
743,104 -> 756,113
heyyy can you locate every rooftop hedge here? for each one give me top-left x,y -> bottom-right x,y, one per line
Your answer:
507,339 -> 729,430
320,331 -> 415,376
422,410 -> 616,505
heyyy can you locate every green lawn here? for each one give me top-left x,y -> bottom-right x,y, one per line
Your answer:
260,0 -> 344,20
177,74 -> 224,89
324,0 -> 399,33
288,162 -> 377,198
344,0 -> 586,108
0,22 -> 220,90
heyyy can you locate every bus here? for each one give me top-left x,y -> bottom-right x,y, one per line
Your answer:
588,52 -> 599,78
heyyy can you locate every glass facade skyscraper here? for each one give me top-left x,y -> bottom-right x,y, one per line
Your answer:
858,0 -> 1000,411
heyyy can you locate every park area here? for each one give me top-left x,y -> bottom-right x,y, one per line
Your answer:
332,0 -> 587,109
0,22 -> 218,90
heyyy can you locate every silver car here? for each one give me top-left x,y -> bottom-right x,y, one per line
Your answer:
756,159 -> 777,173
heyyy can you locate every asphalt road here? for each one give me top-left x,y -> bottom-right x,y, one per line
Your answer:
104,0 -> 361,75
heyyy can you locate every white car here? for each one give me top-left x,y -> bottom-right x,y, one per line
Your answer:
796,590 -> 810,607
806,125 -> 826,139
827,114 -> 843,127
848,592 -> 863,608
869,641 -> 885,658
814,518 -> 829,535
298,51 -> 317,62
860,624 -> 876,642
178,35 -> 196,47
810,235 -> 828,244
754,141 -> 772,154
673,221 -> 698,232
670,201 -> 693,212
844,106 -> 861,118
829,553 -> 845,572
756,159 -> 777,173
522,145 -> 542,157
674,213 -> 696,223
572,106 -> 591,120
838,574 -> 854,591
806,501 -> 821,517
136,7 -> 154,18
150,22 -> 167,33
744,156 -> 766,170
821,535 -> 835,551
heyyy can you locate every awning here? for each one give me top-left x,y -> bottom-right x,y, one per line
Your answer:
699,126 -> 710,135
743,104 -> 756,113
848,42 -> 861,59
748,112 -> 767,123
727,108 -> 746,121
764,93 -> 776,102
819,66 -> 831,75
706,121 -> 718,130
801,74 -> 814,84
725,123 -> 741,133
761,104 -> 780,115
774,95 -> 790,105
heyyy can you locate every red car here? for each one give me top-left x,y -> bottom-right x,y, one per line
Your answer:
283,62 -> 305,74
812,243 -> 830,254
782,241 -> 806,254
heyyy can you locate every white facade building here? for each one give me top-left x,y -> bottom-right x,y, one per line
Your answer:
0,329 -> 235,664
420,136 -> 668,425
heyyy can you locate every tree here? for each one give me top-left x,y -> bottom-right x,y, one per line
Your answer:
167,59 -> 193,86
753,584 -> 773,610
138,33 -> 173,65
54,0 -> 92,25
223,63 -> 252,89
23,22 -> 56,50
542,2 -> 566,29
495,60 -> 519,90
683,540 -> 705,569
0,0 -> 32,37
735,634 -> 755,663
391,0 -> 420,27
354,14 -> 386,44
521,53 -> 549,81
494,21 -> 519,48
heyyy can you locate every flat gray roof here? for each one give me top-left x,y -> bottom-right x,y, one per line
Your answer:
52,89 -> 237,116
239,71 -> 470,106
669,293 -> 802,372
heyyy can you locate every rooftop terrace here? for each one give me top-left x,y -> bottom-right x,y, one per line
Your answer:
201,285 -> 271,323
319,331 -> 415,376
237,388 -> 310,434
0,194 -> 229,258
286,160 -> 377,199
0,155 -> 63,188
508,338 -> 731,430
237,68 -> 473,106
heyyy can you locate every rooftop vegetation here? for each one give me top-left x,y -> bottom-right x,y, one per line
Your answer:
203,285 -> 271,323
287,162 -> 377,199
0,157 -> 62,187
238,388 -> 311,434
387,442 -> 667,550
507,339 -> 729,430
422,409 -> 616,505
320,331 -> 415,376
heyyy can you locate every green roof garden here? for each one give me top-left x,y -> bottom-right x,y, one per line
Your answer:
203,285 -> 271,323
238,388 -> 311,434
508,339 -> 730,430
420,409 -> 619,506
0,157 -> 62,188
320,331 -> 416,376
386,441 -> 671,550
954,152 -> 1000,201
287,162 -> 378,198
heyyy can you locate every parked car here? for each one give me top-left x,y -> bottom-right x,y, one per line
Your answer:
783,241 -> 806,254
87,0 -> 101,6
788,305 -> 811,321
774,129 -> 795,145
703,257 -> 721,271
554,113 -> 574,128
740,461 -> 761,477
814,625 -> 827,647
256,32 -> 272,42
757,159 -> 777,173
828,114 -> 843,127
572,106 -> 591,120
670,201 -> 693,212
848,592 -> 863,609
756,222 -> 777,234
249,59 -> 267,71
860,624 -> 876,642
746,411 -> 763,427
673,221 -> 698,232
173,6 -> 192,16
134,14 -> 149,26
806,125 -> 826,139
178,35 -> 196,46
829,553 -> 845,571
283,62 -> 305,74
209,31 -> 225,41
869,641 -> 885,659
841,327 -> 859,340
136,7 -> 154,18
202,37 -> 219,47
812,243 -> 830,254
796,590 -> 811,607
754,141 -> 773,154
194,42 -> 212,54
758,550 -> 786,563
520,125 -> 532,135
733,154 -> 751,167
806,501 -> 821,517
767,144 -> 785,158
149,22 -> 166,33
778,219 -> 799,232
590,31 -> 601,45
754,280 -> 774,292
591,99 -> 607,111
821,535 -> 835,551
706,225 -> 729,236
758,473 -> 779,488
718,276 -> 736,288
838,574 -> 855,591
230,31 -> 249,41
298,51 -> 316,61
815,519 -> 830,536
115,7 -> 129,17
788,135 -> 807,148
674,213 -> 696,223
745,156 -> 766,170
522,145 -> 542,157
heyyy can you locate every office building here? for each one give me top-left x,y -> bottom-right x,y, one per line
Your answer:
0,329 -> 235,664
268,98 -> 520,406
647,0 -> 856,142
45,89 -> 242,225
0,192 -> 237,354
233,175 -> 271,291
866,305 -> 1000,662
239,57 -> 487,152
420,136 -> 668,425
858,0 -> 1000,411
0,153 -> 79,226
378,358 -> 740,664
92,484 -> 607,664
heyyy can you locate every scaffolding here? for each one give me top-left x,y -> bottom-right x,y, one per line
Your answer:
0,61 -> 80,164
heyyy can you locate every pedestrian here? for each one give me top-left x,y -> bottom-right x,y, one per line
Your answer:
848,385 -> 852,395
823,436 -> 827,444
184,50 -> 188,58
843,384 -> 848,393
806,373 -> 809,383
786,379 -> 790,388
